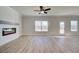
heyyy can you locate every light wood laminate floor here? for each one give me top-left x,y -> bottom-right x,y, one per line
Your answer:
0,35 -> 79,53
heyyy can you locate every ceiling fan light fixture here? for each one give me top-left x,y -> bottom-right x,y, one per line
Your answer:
41,11 -> 44,13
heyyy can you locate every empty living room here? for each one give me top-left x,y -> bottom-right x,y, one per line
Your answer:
0,6 -> 79,53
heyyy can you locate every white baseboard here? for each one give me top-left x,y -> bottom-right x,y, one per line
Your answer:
22,34 -> 79,36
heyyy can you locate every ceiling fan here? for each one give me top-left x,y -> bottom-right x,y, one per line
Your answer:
34,6 -> 51,14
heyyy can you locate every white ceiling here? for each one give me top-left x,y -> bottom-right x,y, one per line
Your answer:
11,6 -> 79,16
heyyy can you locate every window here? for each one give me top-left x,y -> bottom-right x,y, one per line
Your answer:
35,21 -> 48,32
71,20 -> 78,31
60,21 -> 65,34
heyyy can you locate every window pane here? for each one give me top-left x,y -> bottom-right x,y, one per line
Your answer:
42,21 -> 48,26
60,21 -> 65,34
71,21 -> 78,31
42,21 -> 48,31
42,26 -> 48,31
35,21 -> 41,26
35,21 -> 41,31
35,26 -> 41,31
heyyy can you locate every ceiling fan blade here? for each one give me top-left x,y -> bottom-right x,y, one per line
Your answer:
40,6 -> 44,11
44,8 -> 51,11
34,10 -> 40,12
44,12 -> 47,14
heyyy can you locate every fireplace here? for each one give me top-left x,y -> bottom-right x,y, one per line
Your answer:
2,28 -> 16,36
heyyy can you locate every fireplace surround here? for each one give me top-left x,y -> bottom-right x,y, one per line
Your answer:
0,20 -> 19,36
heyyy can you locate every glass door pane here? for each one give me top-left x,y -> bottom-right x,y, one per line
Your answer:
71,21 -> 78,31
60,21 -> 65,34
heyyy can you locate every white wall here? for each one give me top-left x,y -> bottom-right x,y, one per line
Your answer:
22,16 -> 79,36
0,6 -> 22,46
